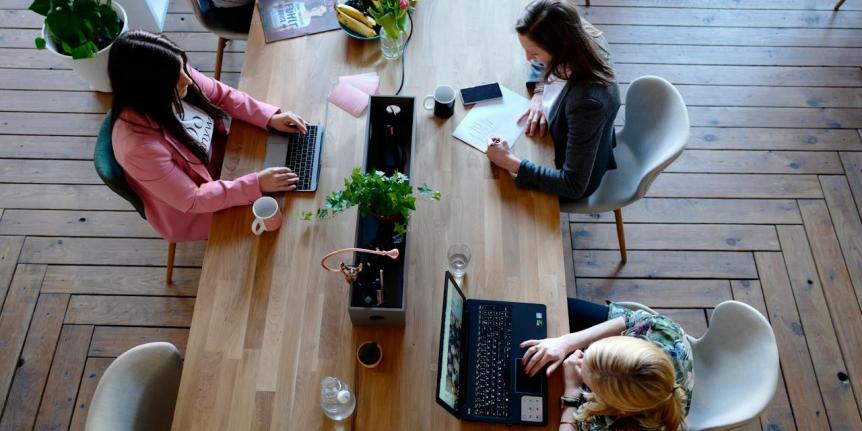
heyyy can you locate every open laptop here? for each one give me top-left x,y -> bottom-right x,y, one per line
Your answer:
435,271 -> 548,426
262,124 -> 324,192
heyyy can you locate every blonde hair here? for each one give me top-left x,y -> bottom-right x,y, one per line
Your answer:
577,336 -> 685,430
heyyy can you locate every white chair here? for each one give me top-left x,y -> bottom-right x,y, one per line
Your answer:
561,76 -> 690,263
85,342 -> 183,431
617,301 -> 779,430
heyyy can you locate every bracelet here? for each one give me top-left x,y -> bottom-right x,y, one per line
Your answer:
561,391 -> 586,408
560,421 -> 577,430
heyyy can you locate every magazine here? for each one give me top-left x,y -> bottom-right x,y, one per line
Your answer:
258,0 -> 340,43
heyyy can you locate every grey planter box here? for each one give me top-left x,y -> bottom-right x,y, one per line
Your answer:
348,96 -> 416,326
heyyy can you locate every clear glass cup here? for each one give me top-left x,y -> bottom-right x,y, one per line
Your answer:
447,244 -> 471,278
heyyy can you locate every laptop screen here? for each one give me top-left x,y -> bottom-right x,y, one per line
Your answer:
436,272 -> 466,415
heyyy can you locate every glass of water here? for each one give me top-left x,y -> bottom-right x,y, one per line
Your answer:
447,244 -> 472,278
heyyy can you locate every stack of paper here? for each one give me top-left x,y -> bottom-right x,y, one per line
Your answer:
328,72 -> 380,117
452,86 -> 530,153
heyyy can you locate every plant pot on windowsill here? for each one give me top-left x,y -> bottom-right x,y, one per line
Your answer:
34,0 -> 128,92
356,341 -> 383,368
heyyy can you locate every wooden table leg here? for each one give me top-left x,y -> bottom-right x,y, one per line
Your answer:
614,208 -> 627,264
166,242 -> 176,285
214,37 -> 226,82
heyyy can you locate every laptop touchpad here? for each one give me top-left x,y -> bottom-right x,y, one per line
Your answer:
515,359 -> 543,395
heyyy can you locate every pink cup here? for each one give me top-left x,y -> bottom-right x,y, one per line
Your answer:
251,196 -> 282,235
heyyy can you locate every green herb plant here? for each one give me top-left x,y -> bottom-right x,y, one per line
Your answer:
30,0 -> 123,59
300,168 -> 441,236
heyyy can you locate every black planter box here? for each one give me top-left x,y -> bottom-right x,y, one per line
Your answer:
348,96 -> 416,326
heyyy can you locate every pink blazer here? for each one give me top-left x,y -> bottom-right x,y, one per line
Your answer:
112,68 -> 279,242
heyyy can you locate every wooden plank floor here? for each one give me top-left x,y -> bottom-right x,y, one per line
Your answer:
0,1 -> 859,430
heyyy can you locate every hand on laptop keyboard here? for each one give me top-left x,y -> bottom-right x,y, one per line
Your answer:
268,111 -> 308,134
257,167 -> 299,192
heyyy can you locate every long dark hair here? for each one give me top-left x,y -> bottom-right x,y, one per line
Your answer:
108,30 -> 226,164
516,0 -> 614,86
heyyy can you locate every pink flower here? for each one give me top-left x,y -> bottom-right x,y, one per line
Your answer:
400,0 -> 408,9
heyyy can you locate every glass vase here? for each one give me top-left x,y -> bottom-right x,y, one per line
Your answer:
380,17 -> 410,61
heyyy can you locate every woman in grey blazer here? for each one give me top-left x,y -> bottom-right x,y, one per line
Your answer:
487,0 -> 620,200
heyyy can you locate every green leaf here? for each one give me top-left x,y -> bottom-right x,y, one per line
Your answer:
28,0 -> 52,16
70,41 -> 97,59
34,37 -> 46,49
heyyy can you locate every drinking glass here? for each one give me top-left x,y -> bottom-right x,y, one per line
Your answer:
447,244 -> 471,278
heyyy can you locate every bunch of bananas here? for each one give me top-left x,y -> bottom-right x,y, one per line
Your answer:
336,4 -> 378,38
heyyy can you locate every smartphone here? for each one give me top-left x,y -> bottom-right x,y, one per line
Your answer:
460,83 -> 503,106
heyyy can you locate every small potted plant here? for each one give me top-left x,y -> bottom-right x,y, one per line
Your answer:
356,341 -> 383,368
301,168 -> 441,236
31,0 -> 128,92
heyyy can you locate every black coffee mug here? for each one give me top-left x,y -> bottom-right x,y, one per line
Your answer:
423,85 -> 456,119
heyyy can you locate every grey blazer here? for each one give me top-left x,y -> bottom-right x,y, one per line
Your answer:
516,23 -> 620,200
516,79 -> 620,200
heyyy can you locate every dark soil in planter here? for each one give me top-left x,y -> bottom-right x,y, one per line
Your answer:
358,343 -> 381,365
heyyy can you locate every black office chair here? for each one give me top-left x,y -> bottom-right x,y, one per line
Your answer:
187,0 -> 255,81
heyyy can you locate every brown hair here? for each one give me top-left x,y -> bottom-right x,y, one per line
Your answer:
516,0 -> 614,86
579,336 -> 685,430
109,31 -> 227,164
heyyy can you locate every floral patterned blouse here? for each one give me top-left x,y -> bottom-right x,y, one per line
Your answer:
573,303 -> 694,431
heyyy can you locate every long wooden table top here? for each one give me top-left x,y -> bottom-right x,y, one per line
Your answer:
172,1 -> 567,429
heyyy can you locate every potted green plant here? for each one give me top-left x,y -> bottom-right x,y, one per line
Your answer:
356,341 -> 383,368
30,0 -> 127,92
301,168 -> 441,236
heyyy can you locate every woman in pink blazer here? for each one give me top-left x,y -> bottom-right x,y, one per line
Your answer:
108,31 -> 305,242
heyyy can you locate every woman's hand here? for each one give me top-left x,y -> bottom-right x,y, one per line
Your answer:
518,93 -> 547,137
257,167 -> 299,193
562,350 -> 585,395
268,111 -> 308,134
486,137 -> 522,173
520,335 -> 572,377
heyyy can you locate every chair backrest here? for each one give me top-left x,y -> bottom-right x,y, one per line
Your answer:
686,301 -> 779,431
187,0 -> 251,40
85,342 -> 183,431
617,76 -> 690,200
94,112 -> 146,219
613,300 -> 778,430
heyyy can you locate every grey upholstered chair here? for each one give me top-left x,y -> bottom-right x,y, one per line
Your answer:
617,301 -> 779,430
561,76 -> 689,263
85,342 -> 183,431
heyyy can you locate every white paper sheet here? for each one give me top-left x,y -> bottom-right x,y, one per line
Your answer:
452,85 -> 530,153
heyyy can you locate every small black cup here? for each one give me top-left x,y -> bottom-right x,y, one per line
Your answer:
423,85 -> 455,119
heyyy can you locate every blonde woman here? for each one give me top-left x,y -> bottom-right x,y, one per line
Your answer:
521,300 -> 693,430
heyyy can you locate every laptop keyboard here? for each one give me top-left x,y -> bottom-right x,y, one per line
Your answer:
473,304 -> 513,418
284,125 -> 320,191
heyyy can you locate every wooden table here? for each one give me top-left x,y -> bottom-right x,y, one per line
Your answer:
172,1 -> 568,429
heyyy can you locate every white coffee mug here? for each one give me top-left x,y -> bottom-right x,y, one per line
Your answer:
251,196 -> 282,236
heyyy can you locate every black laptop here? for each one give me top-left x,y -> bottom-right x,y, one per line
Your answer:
435,271 -> 548,426
262,124 -> 324,192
